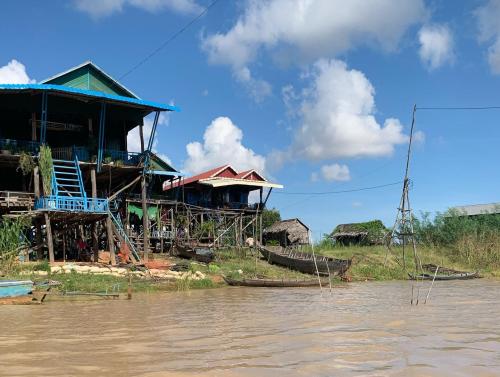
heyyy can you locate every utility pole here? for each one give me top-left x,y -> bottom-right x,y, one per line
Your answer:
385,104 -> 421,274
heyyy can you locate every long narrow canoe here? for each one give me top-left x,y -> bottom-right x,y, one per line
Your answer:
223,276 -> 328,287
409,264 -> 481,280
0,280 -> 34,298
259,246 -> 351,276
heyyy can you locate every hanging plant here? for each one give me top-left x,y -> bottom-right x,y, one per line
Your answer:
17,152 -> 36,176
39,144 -> 53,196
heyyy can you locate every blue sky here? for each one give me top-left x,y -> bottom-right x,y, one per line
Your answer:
1,0 -> 499,238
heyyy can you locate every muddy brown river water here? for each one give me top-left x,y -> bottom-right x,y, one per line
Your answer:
0,280 -> 499,376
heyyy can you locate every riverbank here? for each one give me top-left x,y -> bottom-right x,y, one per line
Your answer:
2,245 -> 498,296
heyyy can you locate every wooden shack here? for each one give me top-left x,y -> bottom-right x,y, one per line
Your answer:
263,219 -> 310,247
331,220 -> 387,246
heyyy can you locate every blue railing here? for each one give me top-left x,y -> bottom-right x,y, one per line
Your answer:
109,211 -> 140,261
35,196 -> 109,213
0,138 -> 41,155
104,149 -> 142,165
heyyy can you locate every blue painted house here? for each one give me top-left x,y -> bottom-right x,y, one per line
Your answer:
0,61 -> 181,263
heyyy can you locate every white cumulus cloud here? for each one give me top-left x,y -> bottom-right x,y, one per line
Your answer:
202,0 -> 426,99
319,164 -> 351,182
127,112 -> 169,153
73,0 -> 202,19
183,116 -> 266,175
290,59 -> 408,161
475,0 -> 500,74
0,60 -> 34,84
418,24 -> 454,70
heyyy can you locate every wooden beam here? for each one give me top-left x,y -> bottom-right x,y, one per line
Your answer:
107,175 -> 141,202
33,166 -> 40,199
91,168 -> 99,263
141,175 -> 149,260
139,124 -> 145,153
44,213 -> 54,263
31,112 -> 37,141
106,216 -> 116,265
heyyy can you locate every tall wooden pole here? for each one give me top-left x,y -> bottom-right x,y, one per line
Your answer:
44,213 -> 54,263
139,124 -> 145,153
141,175 -> 149,261
106,216 -> 116,265
91,168 -> 99,262
31,112 -> 37,141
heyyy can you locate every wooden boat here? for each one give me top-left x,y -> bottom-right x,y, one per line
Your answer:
259,246 -> 351,276
223,276 -> 329,287
0,280 -> 33,298
176,243 -> 214,263
409,264 -> 480,280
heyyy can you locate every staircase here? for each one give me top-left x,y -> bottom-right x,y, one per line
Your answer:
52,158 -> 86,198
36,155 -> 108,212
109,211 -> 141,262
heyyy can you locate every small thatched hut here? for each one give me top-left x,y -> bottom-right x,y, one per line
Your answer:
331,220 -> 387,246
263,218 -> 310,247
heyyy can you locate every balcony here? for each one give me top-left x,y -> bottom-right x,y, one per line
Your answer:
35,196 -> 109,213
0,138 -> 41,156
51,146 -> 143,166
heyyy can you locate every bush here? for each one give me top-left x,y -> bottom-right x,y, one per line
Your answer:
414,210 -> 500,268
39,145 -> 53,196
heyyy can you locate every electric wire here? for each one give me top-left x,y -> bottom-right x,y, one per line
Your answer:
119,0 -> 221,80
273,181 -> 403,196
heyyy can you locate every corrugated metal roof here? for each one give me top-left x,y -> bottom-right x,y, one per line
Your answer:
0,84 -> 179,112
40,61 -> 140,99
449,202 -> 500,216
162,165 -> 282,191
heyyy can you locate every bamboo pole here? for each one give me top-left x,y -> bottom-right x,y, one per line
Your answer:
44,213 -> 54,263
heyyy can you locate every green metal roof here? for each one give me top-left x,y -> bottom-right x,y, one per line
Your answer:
41,61 -> 139,98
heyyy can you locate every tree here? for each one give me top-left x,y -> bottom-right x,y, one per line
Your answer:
262,208 -> 281,229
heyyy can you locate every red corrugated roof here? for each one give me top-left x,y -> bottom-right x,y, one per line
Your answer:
163,165 -> 266,191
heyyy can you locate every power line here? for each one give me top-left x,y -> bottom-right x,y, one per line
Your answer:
119,0 -> 221,80
274,181 -> 403,196
417,106 -> 500,110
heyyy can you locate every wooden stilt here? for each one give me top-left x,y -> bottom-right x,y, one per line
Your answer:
31,112 -> 37,141
141,175 -> 149,261
139,124 -> 145,153
44,213 -> 54,263
106,216 -> 116,265
35,220 -> 43,260
91,168 -> 99,262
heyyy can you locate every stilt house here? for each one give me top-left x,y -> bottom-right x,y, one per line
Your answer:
0,61 -> 181,263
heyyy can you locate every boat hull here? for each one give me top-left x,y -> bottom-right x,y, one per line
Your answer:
0,280 -> 34,298
223,276 -> 328,287
409,272 -> 480,281
176,244 -> 214,263
259,246 -> 351,276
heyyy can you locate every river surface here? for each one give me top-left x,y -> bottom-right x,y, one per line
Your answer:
0,280 -> 499,377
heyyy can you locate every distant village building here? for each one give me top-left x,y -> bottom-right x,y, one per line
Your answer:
263,218 -> 310,247
163,165 -> 282,209
331,220 -> 387,246
447,203 -> 500,217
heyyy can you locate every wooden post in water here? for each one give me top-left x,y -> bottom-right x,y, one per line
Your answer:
91,168 -> 99,263
106,216 -> 116,265
44,213 -> 54,263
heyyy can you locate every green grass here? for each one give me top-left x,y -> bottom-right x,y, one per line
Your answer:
4,243 -> 497,297
301,244 -> 500,281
